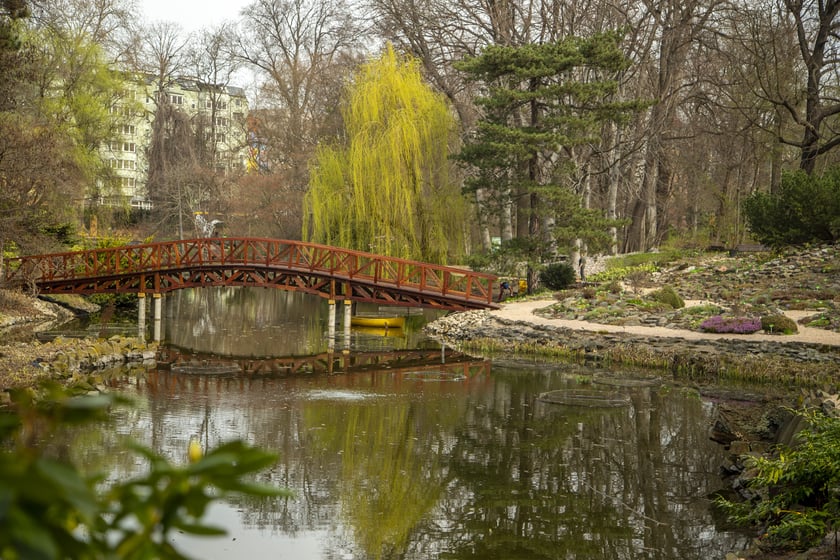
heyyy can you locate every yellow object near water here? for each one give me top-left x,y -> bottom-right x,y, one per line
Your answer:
188,436 -> 203,463
350,316 -> 405,329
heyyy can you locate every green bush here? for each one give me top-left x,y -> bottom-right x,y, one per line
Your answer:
590,263 -> 656,283
605,281 -> 622,294
761,314 -> 799,334
540,262 -> 577,290
646,286 -> 685,309
716,409 -> 840,552
0,384 -> 289,559
743,167 -> 840,246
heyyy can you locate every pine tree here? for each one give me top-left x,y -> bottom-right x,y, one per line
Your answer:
304,44 -> 465,264
456,32 -> 642,283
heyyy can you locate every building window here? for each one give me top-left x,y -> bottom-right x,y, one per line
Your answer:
235,98 -> 242,107
215,116 -> 228,127
215,133 -> 226,143
122,125 -> 135,135
169,94 -> 184,105
120,177 -> 136,189
109,158 -> 117,168
122,142 -> 135,152
110,106 -> 132,117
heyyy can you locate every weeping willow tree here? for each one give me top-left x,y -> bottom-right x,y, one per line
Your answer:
304,44 -> 466,264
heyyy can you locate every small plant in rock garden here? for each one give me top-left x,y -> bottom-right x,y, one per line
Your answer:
606,281 -> 622,294
646,285 -> 685,309
682,304 -> 723,316
761,314 -> 799,334
625,269 -> 650,294
582,287 -> 597,299
699,315 -> 762,334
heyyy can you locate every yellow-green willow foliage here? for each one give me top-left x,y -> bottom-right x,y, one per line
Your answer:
304,44 -> 465,264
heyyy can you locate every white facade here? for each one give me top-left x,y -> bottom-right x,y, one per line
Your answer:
101,75 -> 249,209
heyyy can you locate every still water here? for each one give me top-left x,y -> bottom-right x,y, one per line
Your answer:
56,288 -> 750,559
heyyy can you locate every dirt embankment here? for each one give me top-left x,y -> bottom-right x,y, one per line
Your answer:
0,290 -> 155,392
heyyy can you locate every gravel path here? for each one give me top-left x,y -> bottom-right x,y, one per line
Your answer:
492,299 -> 840,347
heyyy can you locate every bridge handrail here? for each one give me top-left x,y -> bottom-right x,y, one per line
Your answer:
3,237 -> 497,306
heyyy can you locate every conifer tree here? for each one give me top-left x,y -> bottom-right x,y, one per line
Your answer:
455,32 -> 641,285
304,44 -> 465,264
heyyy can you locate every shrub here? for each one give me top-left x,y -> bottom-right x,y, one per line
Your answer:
699,315 -> 762,334
761,314 -> 799,334
625,269 -> 650,293
590,263 -> 656,283
743,167 -> 840,246
646,286 -> 685,309
716,409 -> 840,552
0,386 -> 288,559
582,287 -> 596,299
540,262 -> 576,290
606,281 -> 622,294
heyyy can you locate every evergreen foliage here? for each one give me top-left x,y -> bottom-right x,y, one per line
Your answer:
743,168 -> 840,246
716,409 -> 840,552
455,32 -> 640,265
761,314 -> 799,334
540,262 -> 577,290
304,44 -> 465,264
646,286 -> 685,309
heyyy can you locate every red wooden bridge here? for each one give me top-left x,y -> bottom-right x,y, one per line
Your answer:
2,237 -> 498,311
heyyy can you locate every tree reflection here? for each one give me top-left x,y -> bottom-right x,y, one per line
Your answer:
304,395 -> 461,559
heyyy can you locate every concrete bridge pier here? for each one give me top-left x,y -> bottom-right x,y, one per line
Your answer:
343,299 -> 352,349
152,293 -> 163,342
137,292 -> 146,339
327,299 -> 336,351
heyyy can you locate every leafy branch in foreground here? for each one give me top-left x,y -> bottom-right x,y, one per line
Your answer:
0,383 -> 290,560
715,408 -> 840,552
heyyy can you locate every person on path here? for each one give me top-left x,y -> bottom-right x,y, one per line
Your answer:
579,255 -> 586,282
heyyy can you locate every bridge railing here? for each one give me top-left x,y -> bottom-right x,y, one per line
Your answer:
3,237 -> 497,307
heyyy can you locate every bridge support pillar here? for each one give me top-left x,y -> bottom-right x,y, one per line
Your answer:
327,299 -> 336,351
152,293 -> 162,342
137,292 -> 146,340
343,300 -> 352,348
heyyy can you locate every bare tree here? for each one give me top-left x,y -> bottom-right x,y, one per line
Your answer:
235,0 -> 363,197
186,24 -> 240,164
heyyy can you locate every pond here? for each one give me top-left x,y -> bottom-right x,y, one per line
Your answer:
50,287 -> 751,559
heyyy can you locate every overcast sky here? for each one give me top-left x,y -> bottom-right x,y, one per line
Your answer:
140,0 -> 252,33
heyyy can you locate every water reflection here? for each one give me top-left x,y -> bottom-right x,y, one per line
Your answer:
48,288 -> 751,558
162,288 -> 436,356
65,361 -> 751,560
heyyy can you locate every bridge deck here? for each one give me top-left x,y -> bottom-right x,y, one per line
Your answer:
3,237 -> 498,311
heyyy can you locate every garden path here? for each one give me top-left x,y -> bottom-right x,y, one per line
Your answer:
492,299 -> 840,347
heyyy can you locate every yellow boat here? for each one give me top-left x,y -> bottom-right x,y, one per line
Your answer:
350,315 -> 406,329
352,326 -> 406,338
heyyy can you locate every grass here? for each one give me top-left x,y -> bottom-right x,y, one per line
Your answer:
458,336 -> 836,389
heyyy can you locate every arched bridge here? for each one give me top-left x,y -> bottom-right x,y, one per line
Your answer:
3,237 -> 498,311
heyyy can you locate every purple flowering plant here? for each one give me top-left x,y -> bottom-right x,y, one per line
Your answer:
699,315 -> 762,334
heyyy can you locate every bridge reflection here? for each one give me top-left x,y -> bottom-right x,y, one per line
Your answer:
152,346 -> 490,380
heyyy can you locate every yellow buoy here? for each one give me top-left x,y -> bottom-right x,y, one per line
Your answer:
188,435 -> 203,463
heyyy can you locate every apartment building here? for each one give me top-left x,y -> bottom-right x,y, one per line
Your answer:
101,74 -> 249,210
